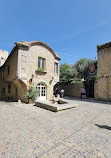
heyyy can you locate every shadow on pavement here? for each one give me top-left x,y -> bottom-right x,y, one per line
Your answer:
95,124 -> 111,130
63,96 -> 111,105
0,99 -> 17,103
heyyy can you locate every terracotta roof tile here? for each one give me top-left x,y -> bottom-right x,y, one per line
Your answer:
97,42 -> 111,51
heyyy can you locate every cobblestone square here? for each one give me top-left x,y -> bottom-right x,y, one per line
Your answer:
0,98 -> 111,158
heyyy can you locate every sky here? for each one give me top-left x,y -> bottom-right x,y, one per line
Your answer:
0,0 -> 111,65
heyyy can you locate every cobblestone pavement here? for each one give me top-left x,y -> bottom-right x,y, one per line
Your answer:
0,98 -> 111,158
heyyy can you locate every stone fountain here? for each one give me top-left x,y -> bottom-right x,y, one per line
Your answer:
35,95 -> 77,112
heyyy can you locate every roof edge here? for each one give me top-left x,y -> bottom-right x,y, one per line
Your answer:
15,41 -> 61,60
97,42 -> 111,51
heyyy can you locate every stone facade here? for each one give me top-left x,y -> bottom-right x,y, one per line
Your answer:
94,42 -> 111,101
0,41 -> 60,102
0,49 -> 8,67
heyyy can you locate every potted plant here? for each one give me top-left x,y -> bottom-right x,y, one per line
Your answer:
25,86 -> 40,103
35,66 -> 47,73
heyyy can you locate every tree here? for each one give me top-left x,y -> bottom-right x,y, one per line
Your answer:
60,63 -> 77,84
59,58 -> 97,85
73,58 -> 97,80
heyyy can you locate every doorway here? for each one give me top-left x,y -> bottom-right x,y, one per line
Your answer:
84,80 -> 94,98
36,83 -> 46,100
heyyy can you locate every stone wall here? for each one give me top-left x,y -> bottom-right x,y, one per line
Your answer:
55,83 -> 83,98
0,49 -> 18,82
108,77 -> 111,100
0,80 -> 26,102
95,42 -> 111,101
98,77 -> 108,100
97,46 -> 111,78
0,49 -> 19,101
94,81 -> 98,100
0,81 -> 17,101
95,77 -> 111,101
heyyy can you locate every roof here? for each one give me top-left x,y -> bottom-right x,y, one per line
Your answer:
0,41 -> 61,70
15,41 -> 61,60
97,42 -> 111,51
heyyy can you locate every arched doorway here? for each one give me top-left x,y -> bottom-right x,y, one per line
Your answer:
36,83 -> 46,100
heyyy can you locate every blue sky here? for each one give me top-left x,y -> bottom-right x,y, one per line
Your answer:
0,0 -> 111,64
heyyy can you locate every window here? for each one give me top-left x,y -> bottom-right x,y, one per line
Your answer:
38,57 -> 45,68
8,85 -> 11,93
54,63 -> 58,74
8,65 -> 10,75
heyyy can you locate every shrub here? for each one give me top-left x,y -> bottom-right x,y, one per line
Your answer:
25,86 -> 40,102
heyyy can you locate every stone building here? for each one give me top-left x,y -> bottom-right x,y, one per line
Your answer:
94,42 -> 111,101
0,49 -> 8,67
0,41 -> 61,102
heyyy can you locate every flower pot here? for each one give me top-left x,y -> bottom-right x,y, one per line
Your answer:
29,99 -> 34,104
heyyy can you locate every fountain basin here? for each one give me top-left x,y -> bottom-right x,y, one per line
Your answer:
35,99 -> 77,112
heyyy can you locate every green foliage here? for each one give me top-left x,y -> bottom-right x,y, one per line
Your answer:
71,80 -> 83,84
37,67 -> 46,71
60,63 -> 70,72
73,58 -> 97,80
59,58 -> 97,85
25,86 -> 40,102
60,63 -> 77,84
